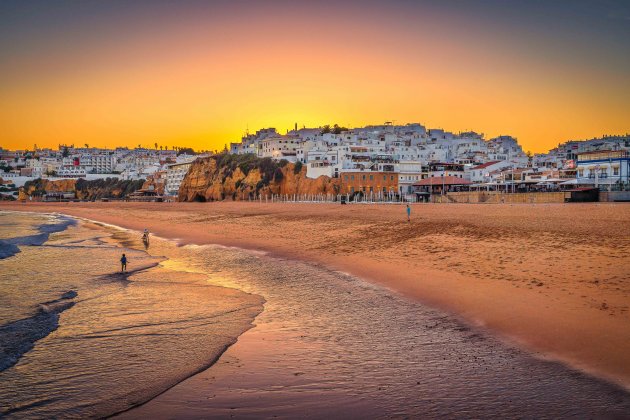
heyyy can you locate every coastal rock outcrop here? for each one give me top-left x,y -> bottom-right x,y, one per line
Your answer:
178,155 -> 340,202
20,178 -> 144,201
20,179 -> 77,200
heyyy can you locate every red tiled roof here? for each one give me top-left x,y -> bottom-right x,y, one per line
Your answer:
413,176 -> 472,186
471,161 -> 500,170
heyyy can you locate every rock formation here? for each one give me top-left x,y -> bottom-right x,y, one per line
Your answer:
20,178 -> 144,201
178,155 -> 340,202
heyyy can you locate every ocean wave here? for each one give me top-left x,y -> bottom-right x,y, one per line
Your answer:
0,290 -> 77,372
0,215 -> 75,259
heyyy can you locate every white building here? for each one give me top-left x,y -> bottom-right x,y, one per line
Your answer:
259,136 -> 300,162
397,161 -> 424,194
467,161 -> 515,183
57,166 -> 87,178
165,161 -> 195,196
81,153 -> 116,173
576,150 -> 630,188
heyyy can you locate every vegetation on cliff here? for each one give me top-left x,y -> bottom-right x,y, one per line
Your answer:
75,178 -> 145,200
215,153 -> 288,186
22,177 -> 144,200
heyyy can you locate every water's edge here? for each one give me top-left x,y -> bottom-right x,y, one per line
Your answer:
0,210 -> 266,418
3,209 -> 629,409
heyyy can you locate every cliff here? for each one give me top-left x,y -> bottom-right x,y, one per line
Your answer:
20,178 -> 145,200
20,178 -> 77,200
178,154 -> 340,202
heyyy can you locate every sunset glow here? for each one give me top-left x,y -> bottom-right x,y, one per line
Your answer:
1,0 -> 629,152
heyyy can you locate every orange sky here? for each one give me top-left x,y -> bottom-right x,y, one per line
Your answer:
1,1 -> 629,153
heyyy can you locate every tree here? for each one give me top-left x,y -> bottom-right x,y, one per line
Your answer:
321,125 -> 331,134
177,147 -> 197,156
62,147 -> 69,158
155,142 -> 158,150
526,151 -> 533,167
84,144 -> 89,149
332,124 -> 348,134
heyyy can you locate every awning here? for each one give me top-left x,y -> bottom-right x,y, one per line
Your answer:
561,178 -> 619,185
559,179 -> 579,185
533,178 -> 563,185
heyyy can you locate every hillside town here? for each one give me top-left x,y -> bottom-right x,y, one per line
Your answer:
2,123 -> 629,202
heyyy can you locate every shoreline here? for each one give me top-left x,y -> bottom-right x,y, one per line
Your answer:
1,201 -> 629,391
0,211 -> 266,418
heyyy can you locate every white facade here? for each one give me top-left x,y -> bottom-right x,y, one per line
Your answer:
165,161 -> 194,195
467,161 -> 515,183
57,166 -> 87,178
81,154 -> 116,173
397,161 -> 424,194
259,137 -> 300,161
576,150 -> 630,187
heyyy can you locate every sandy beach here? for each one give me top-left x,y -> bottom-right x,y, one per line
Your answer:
2,201 -> 629,391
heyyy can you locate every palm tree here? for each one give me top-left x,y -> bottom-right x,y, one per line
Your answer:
154,142 -> 158,150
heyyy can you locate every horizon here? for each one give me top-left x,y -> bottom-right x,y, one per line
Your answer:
3,121 -> 630,156
1,0 -> 629,153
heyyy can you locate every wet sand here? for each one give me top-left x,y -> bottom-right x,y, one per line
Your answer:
2,201 -> 629,390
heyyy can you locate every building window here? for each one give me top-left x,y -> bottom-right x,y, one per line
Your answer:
351,175 -> 355,180
344,175 -> 349,180
613,167 -> 619,176
369,175 -> 374,181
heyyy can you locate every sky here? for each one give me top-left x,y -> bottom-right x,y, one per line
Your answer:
1,0 -> 629,153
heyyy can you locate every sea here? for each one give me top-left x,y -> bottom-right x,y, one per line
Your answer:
1,210 -> 629,419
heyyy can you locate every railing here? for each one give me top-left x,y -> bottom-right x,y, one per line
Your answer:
245,192 -> 424,204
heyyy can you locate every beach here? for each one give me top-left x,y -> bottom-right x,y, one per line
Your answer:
2,201 -> 629,394
0,211 -> 265,417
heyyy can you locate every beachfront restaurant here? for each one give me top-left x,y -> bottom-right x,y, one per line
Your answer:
126,188 -> 163,202
575,150 -> 630,190
412,176 -> 472,196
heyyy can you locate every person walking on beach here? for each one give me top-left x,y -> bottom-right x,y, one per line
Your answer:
406,204 -> 411,222
120,253 -> 127,272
